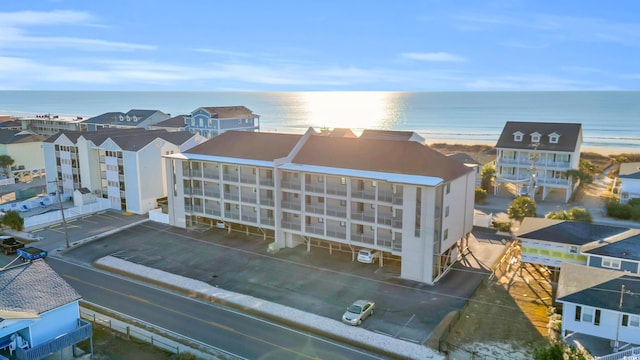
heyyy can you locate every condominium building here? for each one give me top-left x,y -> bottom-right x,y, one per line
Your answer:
43,128 -> 204,214
164,128 -> 475,284
495,121 -> 582,202
19,114 -> 86,136
0,129 -> 47,172
79,109 -> 170,131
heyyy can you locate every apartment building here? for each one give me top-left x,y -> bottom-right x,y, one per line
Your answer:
0,129 -> 47,172
19,114 -> 86,136
495,121 -> 582,202
165,128 -> 475,284
43,128 -> 204,214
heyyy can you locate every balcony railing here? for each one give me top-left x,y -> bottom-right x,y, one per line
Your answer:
496,174 -> 530,181
224,192 -> 239,201
305,183 -> 325,193
351,211 -> 375,223
497,157 -> 534,166
225,211 -> 240,220
351,189 -> 376,200
240,174 -> 256,184
192,204 -> 203,213
260,217 -> 275,226
204,189 -> 220,198
259,198 -> 274,206
305,225 -> 325,235
378,191 -> 393,203
259,178 -> 275,187
223,172 -> 239,182
377,214 -> 393,226
326,207 -> 347,218
351,233 -> 375,244
203,170 -> 219,179
282,220 -> 302,231
16,319 -> 92,360
305,203 -> 325,214
282,200 -> 301,211
392,194 -> 403,205
241,195 -> 257,203
205,207 -> 221,216
281,179 -> 301,190
241,213 -> 258,223
392,219 -> 402,229
326,185 -> 347,196
326,228 -> 347,239
537,178 -> 570,186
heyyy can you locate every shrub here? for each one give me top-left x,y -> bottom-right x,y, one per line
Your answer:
546,208 -> 593,223
492,221 -> 512,232
2,210 -> 24,231
507,196 -> 537,223
475,187 -> 487,203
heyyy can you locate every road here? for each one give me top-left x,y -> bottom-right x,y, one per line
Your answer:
47,257 -> 387,360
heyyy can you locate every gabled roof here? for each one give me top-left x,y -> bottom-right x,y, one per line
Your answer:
292,134 -> 471,181
449,153 -> 480,165
317,128 -> 357,138
582,229 -> 640,261
0,120 -> 22,129
557,263 -> 640,315
197,106 -> 259,119
45,128 -> 195,151
516,217 -> 629,246
152,115 -> 188,129
185,131 -> 302,161
125,109 -> 160,119
45,128 -> 149,144
360,129 -> 424,143
496,121 -> 582,152
0,129 -> 47,144
619,163 -> 640,179
0,260 -> 81,314
81,112 -> 124,125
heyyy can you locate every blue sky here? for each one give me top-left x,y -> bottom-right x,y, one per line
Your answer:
1,1 -> 639,91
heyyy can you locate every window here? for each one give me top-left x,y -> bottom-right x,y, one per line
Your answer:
602,257 -> 621,269
446,183 -> 451,194
568,246 -> 579,254
594,309 -> 601,326
340,177 -> 346,185
532,135 -> 540,143
549,135 -> 558,143
443,229 -> 448,241
575,306 -> 582,321
582,307 -> 593,322
514,132 -> 523,142
445,206 -> 450,217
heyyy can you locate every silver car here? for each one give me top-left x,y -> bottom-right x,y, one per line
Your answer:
342,299 -> 375,326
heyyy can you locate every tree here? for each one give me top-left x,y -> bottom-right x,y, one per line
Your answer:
480,164 -> 495,192
2,210 -> 24,231
567,159 -> 596,186
0,155 -> 15,178
475,187 -> 487,203
507,196 -> 537,223
546,207 -> 593,223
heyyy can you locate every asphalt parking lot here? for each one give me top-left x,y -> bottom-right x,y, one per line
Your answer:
58,220 -> 507,344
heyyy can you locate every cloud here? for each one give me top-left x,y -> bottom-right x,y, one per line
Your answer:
0,10 -> 154,52
400,52 -> 466,62
191,48 -> 251,57
501,40 -> 548,49
464,74 -> 595,90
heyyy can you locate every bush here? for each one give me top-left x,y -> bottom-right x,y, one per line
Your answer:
546,208 -> 593,223
507,196 -> 537,223
492,220 -> 512,232
1,210 -> 24,231
475,187 -> 487,203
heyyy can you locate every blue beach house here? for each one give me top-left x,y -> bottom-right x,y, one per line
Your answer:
184,106 -> 260,139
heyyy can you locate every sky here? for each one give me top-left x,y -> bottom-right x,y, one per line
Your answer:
1,1 -> 639,91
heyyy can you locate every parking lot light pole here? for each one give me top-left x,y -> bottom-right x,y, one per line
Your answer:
49,179 -> 70,249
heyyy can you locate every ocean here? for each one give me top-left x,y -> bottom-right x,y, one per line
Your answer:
1,91 -> 638,149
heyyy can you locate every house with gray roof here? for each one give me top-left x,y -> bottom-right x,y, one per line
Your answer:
79,109 -> 170,131
495,121 -> 582,202
0,260 -> 92,359
43,128 -> 205,214
184,106 -> 259,139
619,162 -> 640,204
165,127 -> 475,284
0,130 -> 47,175
148,115 -> 189,132
557,262 -> 640,352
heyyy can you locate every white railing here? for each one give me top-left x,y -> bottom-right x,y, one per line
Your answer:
148,208 -> 169,224
0,177 -> 15,186
595,346 -> 640,360
24,198 -> 111,229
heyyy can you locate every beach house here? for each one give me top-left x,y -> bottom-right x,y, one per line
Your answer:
0,260 -> 92,359
43,128 -> 205,214
619,162 -> 640,204
182,106 -> 260,139
495,121 -> 582,202
0,130 -> 47,178
557,262 -> 640,352
79,109 -> 170,131
164,128 -> 475,284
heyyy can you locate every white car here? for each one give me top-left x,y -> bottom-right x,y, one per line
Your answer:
357,249 -> 380,264
342,299 -> 375,326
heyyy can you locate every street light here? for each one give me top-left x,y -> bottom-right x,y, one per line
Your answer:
49,179 -> 70,249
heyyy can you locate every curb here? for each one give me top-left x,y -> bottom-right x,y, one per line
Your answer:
59,218 -> 150,254
94,256 -> 443,360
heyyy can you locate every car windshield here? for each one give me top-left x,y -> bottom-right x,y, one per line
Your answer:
359,250 -> 369,256
347,304 -> 363,314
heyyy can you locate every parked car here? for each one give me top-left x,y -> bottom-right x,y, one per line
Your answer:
342,299 -> 375,326
357,249 -> 380,264
1,236 -> 25,255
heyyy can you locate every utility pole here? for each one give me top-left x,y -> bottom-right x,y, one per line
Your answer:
528,142 -> 540,200
50,179 -> 70,249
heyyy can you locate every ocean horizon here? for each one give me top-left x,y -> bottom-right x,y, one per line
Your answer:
1,90 -> 639,149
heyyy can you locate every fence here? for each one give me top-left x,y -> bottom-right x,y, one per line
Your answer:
148,207 -> 169,224
24,198 -> 111,229
80,303 -> 241,360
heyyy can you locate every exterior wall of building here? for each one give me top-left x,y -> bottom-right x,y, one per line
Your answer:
42,142 -> 58,193
43,136 -> 80,195
29,301 -> 80,347
561,302 -> 640,345
620,178 -> 640,204
139,111 -> 170,129
520,239 -> 587,267
587,256 -> 639,273
3,142 -> 45,170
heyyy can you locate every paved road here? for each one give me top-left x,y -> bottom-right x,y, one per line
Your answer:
47,257 -> 387,360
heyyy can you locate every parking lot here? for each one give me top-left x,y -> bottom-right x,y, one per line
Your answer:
57,219 -> 506,344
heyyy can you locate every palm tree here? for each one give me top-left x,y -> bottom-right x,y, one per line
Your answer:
0,155 -> 15,178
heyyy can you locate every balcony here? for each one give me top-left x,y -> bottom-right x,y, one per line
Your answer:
392,194 -> 403,205
351,189 -> 376,200
282,199 -> 301,211
496,174 -> 530,181
305,203 -> 325,214
537,178 -> 570,186
241,213 -> 258,223
497,157 -> 534,166
203,169 -> 219,179
351,233 -> 374,244
259,178 -> 275,187
205,207 -> 221,216
351,211 -> 375,223
241,194 -> 257,203
378,191 -> 393,203
192,204 -> 203,213
259,197 -> 274,206
326,185 -> 347,196
261,217 -> 275,226
392,219 -> 402,229
281,179 -> 301,190
16,319 -> 92,360
377,214 -> 393,226
326,207 -> 347,218
540,161 -> 571,169
305,183 -> 325,193
225,210 -> 240,220
240,173 -> 256,184
305,224 -> 325,235
224,192 -> 240,201
223,172 -> 239,182
282,220 -> 302,231
326,228 -> 347,239
204,189 -> 220,198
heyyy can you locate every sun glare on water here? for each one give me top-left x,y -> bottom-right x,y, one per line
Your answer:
300,92 -> 403,133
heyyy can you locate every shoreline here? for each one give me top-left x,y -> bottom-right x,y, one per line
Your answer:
426,139 -> 640,156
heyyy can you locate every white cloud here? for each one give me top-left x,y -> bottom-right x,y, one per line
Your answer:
0,10 -> 94,26
401,52 -> 466,62
464,74 -> 594,90
191,48 -> 250,57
